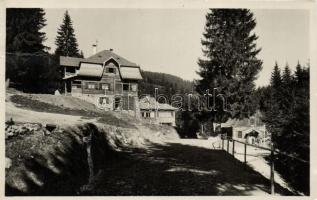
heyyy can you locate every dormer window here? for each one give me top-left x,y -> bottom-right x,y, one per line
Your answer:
106,67 -> 116,74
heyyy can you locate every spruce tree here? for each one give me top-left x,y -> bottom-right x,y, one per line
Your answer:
295,61 -> 304,86
281,64 -> 294,111
270,62 -> 282,90
6,8 -> 48,53
55,10 -> 81,57
197,9 -> 262,122
269,62 -> 283,105
282,63 -> 292,86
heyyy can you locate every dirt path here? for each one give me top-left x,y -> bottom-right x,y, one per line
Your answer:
6,100 -> 97,126
81,141 -> 293,196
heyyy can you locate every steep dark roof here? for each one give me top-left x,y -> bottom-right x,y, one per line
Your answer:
60,50 -> 138,67
85,50 -> 138,67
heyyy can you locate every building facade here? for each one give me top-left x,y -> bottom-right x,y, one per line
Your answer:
60,49 -> 143,111
139,96 -> 178,126
216,111 -> 270,146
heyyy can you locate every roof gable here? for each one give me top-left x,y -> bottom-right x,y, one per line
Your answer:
61,50 -> 143,80
86,50 -> 138,67
139,96 -> 177,111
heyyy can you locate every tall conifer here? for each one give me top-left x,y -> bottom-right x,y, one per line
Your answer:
6,8 -> 48,53
55,11 -> 81,57
197,9 -> 262,121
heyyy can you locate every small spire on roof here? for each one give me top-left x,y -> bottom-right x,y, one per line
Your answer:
92,40 -> 98,55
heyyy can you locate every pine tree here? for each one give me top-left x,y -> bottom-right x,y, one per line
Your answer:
281,63 -> 294,111
263,62 -> 284,138
282,63 -> 292,86
55,10 -> 81,57
196,9 -> 262,122
6,8 -> 49,53
295,61 -> 304,86
270,62 -> 282,89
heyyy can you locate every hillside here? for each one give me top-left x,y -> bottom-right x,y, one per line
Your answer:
5,90 -> 180,195
139,70 -> 194,98
5,90 -> 293,196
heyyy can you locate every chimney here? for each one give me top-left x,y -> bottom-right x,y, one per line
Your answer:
92,40 -> 98,55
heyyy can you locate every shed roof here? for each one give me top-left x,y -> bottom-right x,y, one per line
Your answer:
120,66 -> 143,80
139,96 -> 178,111
77,62 -> 103,77
60,56 -> 85,67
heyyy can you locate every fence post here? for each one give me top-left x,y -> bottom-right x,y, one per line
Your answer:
232,140 -> 235,157
244,143 -> 247,166
270,145 -> 275,195
227,139 -> 229,152
222,137 -> 224,150
83,134 -> 93,184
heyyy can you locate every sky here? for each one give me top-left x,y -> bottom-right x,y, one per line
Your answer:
42,9 -> 310,87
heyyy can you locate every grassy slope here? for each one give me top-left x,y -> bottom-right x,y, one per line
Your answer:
5,91 -> 179,195
9,94 -> 134,128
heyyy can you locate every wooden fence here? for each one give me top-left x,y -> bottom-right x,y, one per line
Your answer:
221,136 -> 309,195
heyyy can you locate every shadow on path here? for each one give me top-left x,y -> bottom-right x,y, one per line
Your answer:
82,142 -> 293,196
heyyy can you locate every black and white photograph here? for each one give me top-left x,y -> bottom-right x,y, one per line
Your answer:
3,0 -> 316,197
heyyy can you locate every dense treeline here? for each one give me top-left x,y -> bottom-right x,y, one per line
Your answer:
139,70 -> 194,99
6,8 -> 61,93
258,62 -> 310,195
6,9 -> 82,93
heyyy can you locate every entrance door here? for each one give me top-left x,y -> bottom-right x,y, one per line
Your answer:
114,97 -> 122,110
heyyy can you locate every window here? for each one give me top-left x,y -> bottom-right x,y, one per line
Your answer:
146,112 -> 151,118
131,84 -> 137,92
142,112 -> 151,118
238,131 -> 242,138
106,67 -> 116,73
100,83 -> 109,90
123,84 -> 129,91
99,97 -> 109,104
87,83 -> 96,89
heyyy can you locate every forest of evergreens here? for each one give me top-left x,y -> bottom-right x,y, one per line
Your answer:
139,70 -> 193,97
